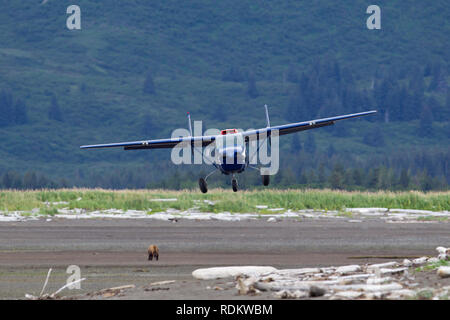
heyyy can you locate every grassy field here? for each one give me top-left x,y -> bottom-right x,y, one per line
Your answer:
0,189 -> 448,214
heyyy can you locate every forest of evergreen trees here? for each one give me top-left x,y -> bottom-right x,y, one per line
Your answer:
0,163 -> 444,191
1,138 -> 447,192
284,60 -> 449,130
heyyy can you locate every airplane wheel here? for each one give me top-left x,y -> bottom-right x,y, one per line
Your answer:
262,174 -> 270,186
199,178 -> 208,193
232,179 -> 238,192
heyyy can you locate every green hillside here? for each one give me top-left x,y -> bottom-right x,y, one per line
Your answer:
0,1 -> 448,190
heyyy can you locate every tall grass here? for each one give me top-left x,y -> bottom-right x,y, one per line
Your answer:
0,189 -> 448,213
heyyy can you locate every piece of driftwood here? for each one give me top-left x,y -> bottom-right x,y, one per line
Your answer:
148,280 -> 176,286
52,278 -> 86,297
437,267 -> 450,279
25,268 -> 86,300
98,284 -> 136,293
192,266 -> 277,280
335,265 -> 361,274
39,268 -> 52,297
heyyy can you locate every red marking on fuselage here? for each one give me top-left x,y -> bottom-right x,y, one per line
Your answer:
220,129 -> 238,135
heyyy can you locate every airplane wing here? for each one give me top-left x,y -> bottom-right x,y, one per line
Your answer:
80,110 -> 376,150
242,110 -> 377,139
80,135 -> 216,150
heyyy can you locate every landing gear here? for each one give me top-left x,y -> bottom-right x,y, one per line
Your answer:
198,169 -> 219,193
262,174 -> 270,186
198,170 -> 241,193
232,177 -> 238,192
199,178 -> 208,193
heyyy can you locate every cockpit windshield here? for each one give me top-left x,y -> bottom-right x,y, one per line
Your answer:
215,131 -> 244,150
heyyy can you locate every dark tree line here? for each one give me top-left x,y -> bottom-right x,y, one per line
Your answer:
0,171 -> 63,190
1,148 -> 446,191
282,138 -> 449,191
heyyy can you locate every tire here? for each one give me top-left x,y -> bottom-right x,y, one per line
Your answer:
232,179 -> 238,192
199,178 -> 208,193
262,174 -> 270,186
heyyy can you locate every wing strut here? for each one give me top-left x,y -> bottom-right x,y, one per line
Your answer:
187,112 -> 193,136
264,104 -> 270,128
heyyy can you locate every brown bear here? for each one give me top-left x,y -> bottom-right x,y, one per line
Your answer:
148,245 -> 159,261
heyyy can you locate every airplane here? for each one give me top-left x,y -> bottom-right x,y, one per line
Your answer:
80,106 -> 376,193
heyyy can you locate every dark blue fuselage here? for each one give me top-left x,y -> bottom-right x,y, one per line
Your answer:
217,146 -> 246,175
